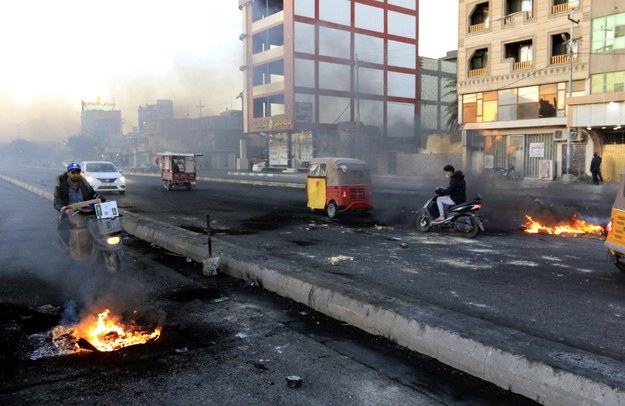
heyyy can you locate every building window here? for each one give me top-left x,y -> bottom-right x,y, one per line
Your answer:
551,32 -> 577,64
468,2 -> 489,33
505,40 -> 533,70
506,0 -> 532,15
591,72 -> 625,94
252,0 -> 283,22
539,84 -> 558,117
462,82 -> 570,123
468,48 -> 488,77
592,13 -> 625,53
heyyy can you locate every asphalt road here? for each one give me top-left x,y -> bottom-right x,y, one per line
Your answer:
2,164 -> 624,403
0,174 -> 535,405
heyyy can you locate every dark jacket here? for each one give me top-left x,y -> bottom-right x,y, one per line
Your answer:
53,173 -> 103,212
441,171 -> 466,204
590,156 -> 601,173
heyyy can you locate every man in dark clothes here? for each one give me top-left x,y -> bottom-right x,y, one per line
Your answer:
590,153 -> 601,185
435,164 -> 467,222
53,162 -> 104,243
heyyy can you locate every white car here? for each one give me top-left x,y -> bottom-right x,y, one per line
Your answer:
80,161 -> 126,195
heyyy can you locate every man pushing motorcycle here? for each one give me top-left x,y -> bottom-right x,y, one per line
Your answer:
434,164 -> 466,222
53,162 -> 105,243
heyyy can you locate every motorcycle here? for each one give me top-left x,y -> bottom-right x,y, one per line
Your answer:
494,165 -> 520,180
415,190 -> 484,238
57,198 -> 124,273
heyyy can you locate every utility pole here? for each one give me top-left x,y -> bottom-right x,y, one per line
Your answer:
565,9 -> 580,182
196,100 -> 206,118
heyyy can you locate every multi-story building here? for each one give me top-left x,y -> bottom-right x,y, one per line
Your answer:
458,0 -> 625,181
238,0 -> 420,172
80,99 -> 122,140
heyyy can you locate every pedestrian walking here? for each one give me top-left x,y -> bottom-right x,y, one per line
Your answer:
590,153 -> 601,185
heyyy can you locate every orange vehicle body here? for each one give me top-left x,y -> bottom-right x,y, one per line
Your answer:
606,169 -> 625,272
306,157 -> 374,218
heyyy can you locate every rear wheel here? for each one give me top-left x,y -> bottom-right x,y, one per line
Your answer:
416,211 -> 431,232
462,218 -> 480,238
326,202 -> 338,219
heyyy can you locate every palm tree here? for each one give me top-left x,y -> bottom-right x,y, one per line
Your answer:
443,78 -> 459,142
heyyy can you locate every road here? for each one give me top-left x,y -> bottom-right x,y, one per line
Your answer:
1,164 -> 624,404
0,173 -> 534,405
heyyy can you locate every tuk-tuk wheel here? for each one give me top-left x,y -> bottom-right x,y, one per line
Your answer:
326,202 -> 338,219
610,251 -> 625,273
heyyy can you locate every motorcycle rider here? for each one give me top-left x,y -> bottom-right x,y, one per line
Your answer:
434,164 -> 466,222
53,162 -> 105,243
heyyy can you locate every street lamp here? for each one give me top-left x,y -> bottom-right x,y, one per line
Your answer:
564,10 -> 580,182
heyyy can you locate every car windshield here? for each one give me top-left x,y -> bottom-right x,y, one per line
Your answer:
87,163 -> 118,172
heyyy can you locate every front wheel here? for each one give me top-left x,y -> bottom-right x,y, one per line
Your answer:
102,251 -> 122,273
326,201 -> 338,219
416,212 -> 431,232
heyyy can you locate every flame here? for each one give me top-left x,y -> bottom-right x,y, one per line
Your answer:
523,214 -> 605,236
52,308 -> 161,353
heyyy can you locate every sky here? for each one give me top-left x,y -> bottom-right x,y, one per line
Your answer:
0,0 -> 458,143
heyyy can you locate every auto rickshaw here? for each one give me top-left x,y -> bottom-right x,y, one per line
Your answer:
155,152 -> 202,191
606,168 -> 625,272
306,157 -> 374,218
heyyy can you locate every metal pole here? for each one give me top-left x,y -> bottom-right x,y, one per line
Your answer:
206,214 -> 212,258
566,10 -> 573,176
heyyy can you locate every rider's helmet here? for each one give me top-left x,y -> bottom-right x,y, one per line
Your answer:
67,162 -> 81,172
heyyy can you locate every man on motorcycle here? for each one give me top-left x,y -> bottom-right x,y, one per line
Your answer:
434,165 -> 466,222
53,162 -> 105,243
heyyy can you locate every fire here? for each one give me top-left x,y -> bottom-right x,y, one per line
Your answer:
523,214 -> 605,236
52,308 -> 161,353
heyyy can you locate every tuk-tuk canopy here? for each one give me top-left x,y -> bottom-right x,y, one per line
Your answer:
308,157 -> 372,186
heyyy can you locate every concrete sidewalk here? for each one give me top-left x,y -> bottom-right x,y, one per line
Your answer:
3,173 -> 624,405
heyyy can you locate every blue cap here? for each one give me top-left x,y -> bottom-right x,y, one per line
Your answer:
67,162 -> 81,172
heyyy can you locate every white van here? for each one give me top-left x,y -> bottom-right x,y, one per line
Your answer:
80,161 -> 126,195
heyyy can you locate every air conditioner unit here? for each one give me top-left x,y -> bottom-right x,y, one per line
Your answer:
570,131 -> 583,142
553,130 -> 565,141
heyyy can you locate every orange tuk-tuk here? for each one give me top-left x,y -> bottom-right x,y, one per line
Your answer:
155,152 -> 202,191
306,157 -> 374,218
606,168 -> 625,272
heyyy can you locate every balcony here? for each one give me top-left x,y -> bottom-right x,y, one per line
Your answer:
513,60 -> 533,70
551,54 -> 577,64
504,11 -> 534,25
468,68 -> 488,77
552,2 -> 578,14
468,22 -> 488,33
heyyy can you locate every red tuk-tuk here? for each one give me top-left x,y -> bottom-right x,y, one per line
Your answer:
155,152 -> 202,190
306,157 -> 374,218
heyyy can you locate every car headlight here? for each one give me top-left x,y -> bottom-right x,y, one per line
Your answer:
106,236 -> 121,245
85,176 -> 95,183
119,176 -> 126,183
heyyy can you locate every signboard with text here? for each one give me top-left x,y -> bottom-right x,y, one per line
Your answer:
529,143 -> 545,158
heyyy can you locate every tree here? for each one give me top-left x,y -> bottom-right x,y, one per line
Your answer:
444,78 -> 459,141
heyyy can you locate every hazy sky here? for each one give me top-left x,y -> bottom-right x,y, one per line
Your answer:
0,0 -> 458,143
